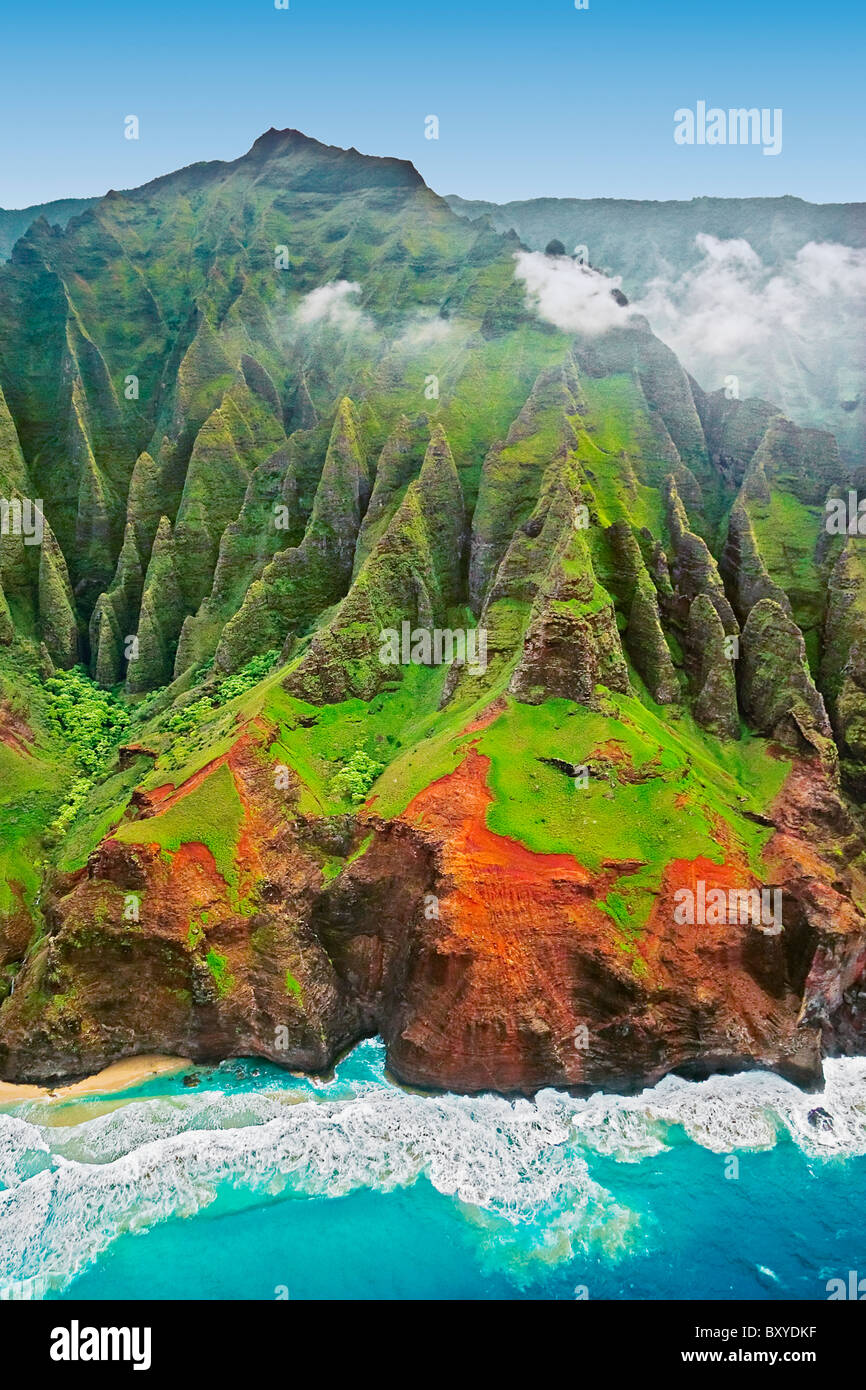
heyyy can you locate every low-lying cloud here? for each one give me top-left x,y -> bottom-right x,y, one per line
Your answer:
632,235 -> 866,405
293,284 -> 456,356
295,280 -> 371,332
514,250 -> 632,336
392,314 -> 454,351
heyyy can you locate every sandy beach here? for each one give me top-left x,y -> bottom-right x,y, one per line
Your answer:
0,1055 -> 192,1104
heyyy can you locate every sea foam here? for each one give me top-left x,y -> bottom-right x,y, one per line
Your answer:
1,1042 -> 864,1296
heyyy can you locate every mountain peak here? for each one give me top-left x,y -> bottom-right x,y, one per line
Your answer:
248,127 -> 317,154
240,127 -> 426,192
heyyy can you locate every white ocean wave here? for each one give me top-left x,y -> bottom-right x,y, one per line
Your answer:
0,1044 -> 864,1295
568,1058 -> 866,1159
0,1045 -> 627,1293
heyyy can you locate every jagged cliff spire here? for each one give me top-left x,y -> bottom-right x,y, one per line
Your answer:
214,396 -> 370,674
126,516 -> 184,694
38,521 -> 79,668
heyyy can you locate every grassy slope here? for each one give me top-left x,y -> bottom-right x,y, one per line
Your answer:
113,761 -> 245,891
0,741 -> 56,919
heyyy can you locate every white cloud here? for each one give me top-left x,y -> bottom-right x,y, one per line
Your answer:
293,285 -> 455,352
632,236 -> 866,410
295,280 -> 371,332
392,315 -> 455,351
514,249 -> 633,336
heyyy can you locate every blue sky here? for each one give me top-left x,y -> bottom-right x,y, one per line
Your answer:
1,0 -> 862,208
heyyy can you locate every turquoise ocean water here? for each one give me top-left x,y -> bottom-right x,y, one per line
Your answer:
0,1039 -> 864,1301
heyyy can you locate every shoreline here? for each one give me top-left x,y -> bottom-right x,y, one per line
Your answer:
0,1055 -> 192,1104
0,1040 -> 846,1107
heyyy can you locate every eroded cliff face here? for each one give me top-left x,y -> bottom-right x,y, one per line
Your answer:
310,730 -> 866,1093
2,698 -> 865,1094
0,736 -> 359,1080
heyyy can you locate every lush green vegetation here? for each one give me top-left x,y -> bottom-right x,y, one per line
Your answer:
329,749 -> 385,805
158,651 -> 281,771
44,668 -> 130,775
206,948 -> 235,997
40,668 -> 131,843
0,740 -> 57,919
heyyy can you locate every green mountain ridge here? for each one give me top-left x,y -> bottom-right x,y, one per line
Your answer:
0,198 -> 97,263
1,130 -> 866,1093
